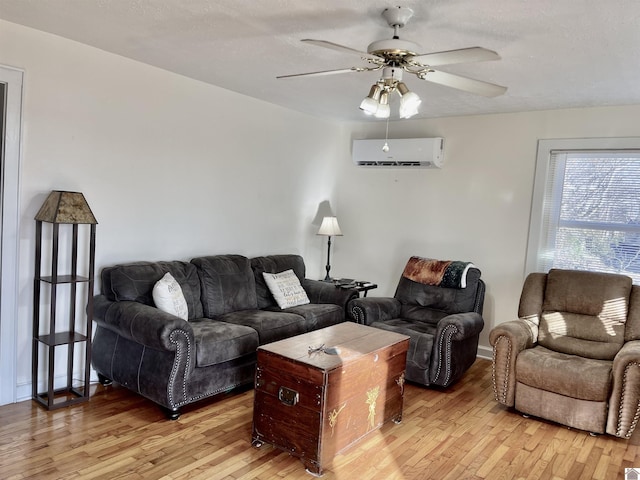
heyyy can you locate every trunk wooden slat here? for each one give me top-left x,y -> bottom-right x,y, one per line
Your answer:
252,322 -> 410,476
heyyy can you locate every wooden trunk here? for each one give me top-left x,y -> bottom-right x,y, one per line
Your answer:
252,322 -> 410,476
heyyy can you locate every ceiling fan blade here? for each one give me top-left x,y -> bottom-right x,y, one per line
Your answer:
410,47 -> 500,67
301,39 -> 381,61
277,67 -> 359,79
420,69 -> 507,97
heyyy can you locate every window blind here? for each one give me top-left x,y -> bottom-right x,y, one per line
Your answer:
537,150 -> 640,282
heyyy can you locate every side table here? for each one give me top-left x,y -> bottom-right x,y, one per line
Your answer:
334,279 -> 377,297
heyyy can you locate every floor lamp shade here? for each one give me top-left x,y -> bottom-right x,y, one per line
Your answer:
317,216 -> 343,237
35,191 -> 97,224
317,216 -> 343,281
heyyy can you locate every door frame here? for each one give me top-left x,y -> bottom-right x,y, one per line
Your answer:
0,65 -> 24,405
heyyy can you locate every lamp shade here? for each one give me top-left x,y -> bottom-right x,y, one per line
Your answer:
374,92 -> 390,119
317,216 -> 343,236
35,190 -> 97,224
359,84 -> 382,116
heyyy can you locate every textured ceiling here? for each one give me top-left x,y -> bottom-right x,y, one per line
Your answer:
1,0 -> 639,121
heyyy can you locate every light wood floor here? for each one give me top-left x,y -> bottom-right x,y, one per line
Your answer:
1,359 -> 639,480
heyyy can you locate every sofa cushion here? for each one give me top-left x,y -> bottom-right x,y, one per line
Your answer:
153,272 -> 189,320
191,255 -> 258,317
542,269 -> 632,320
262,303 -> 344,331
102,261 -> 203,319
394,267 -> 482,315
214,309 -> 307,344
263,269 -> 310,309
251,255 -> 307,309
538,269 -> 631,360
516,345 -> 612,401
371,319 -> 436,382
190,319 -> 259,367
400,304 -> 448,325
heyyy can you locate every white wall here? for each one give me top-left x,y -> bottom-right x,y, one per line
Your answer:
0,20 -> 348,399
4,18 -> 640,399
338,106 -> 640,357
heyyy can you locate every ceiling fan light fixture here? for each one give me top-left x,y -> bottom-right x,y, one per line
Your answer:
374,92 -> 390,119
359,84 -> 382,115
399,101 -> 420,119
397,82 -> 422,118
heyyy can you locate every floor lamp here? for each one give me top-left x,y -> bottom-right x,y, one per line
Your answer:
317,216 -> 343,282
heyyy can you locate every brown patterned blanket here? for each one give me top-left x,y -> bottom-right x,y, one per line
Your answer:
402,256 -> 476,289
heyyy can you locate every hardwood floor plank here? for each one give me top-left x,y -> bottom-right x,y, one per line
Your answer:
3,359 -> 640,479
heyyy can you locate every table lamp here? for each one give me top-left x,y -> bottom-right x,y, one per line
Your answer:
317,216 -> 343,282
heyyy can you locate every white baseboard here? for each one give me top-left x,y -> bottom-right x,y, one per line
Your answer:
477,345 -> 493,361
16,370 -> 99,403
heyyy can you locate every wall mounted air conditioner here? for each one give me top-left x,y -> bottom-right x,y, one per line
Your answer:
352,137 -> 445,168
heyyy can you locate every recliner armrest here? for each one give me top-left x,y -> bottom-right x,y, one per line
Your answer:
94,295 -> 196,355
347,297 -> 402,325
435,311 -> 484,340
430,312 -> 485,387
608,340 -> 640,438
302,279 -> 358,308
489,320 -> 538,407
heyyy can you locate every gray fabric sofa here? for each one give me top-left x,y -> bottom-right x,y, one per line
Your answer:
91,254 -> 356,419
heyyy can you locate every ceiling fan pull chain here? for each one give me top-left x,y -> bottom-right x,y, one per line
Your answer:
382,116 -> 390,153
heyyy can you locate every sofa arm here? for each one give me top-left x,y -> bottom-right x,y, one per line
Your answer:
608,340 -> 640,438
302,279 -> 358,308
429,312 -> 485,387
94,295 -> 196,354
347,297 -> 402,326
435,312 -> 484,340
489,320 -> 537,407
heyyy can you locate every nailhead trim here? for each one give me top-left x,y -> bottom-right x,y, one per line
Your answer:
434,324 -> 457,385
617,361 -> 640,438
351,305 -> 365,324
491,335 -> 511,404
168,329 -> 192,409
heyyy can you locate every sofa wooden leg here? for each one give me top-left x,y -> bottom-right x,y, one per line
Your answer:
97,373 -> 113,386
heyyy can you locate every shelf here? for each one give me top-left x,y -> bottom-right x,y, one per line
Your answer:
36,331 -> 88,346
38,274 -> 90,284
33,386 -> 89,410
33,217 -> 96,411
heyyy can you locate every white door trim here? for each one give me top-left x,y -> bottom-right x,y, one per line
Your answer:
0,65 -> 24,406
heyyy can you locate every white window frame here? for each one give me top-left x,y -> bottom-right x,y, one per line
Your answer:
526,137 -> 640,277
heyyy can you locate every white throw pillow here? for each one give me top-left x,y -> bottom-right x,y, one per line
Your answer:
263,269 -> 310,309
152,272 -> 189,320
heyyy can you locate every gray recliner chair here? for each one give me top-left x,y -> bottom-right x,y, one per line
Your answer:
347,256 -> 485,387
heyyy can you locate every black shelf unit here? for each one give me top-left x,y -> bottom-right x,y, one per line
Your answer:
32,193 -> 96,410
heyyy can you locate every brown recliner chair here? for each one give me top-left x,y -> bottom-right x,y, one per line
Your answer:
490,268 -> 640,438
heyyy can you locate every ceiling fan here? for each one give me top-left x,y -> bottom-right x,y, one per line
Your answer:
278,6 -> 507,119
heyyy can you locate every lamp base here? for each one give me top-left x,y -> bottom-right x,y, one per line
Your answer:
323,265 -> 332,282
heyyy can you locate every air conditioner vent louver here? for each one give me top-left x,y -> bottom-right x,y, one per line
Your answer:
352,137 -> 444,168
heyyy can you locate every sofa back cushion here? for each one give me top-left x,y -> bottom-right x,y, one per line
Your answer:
191,255 -> 258,317
251,255 -> 306,309
537,269 -> 632,360
395,267 -> 484,324
101,261 -> 203,319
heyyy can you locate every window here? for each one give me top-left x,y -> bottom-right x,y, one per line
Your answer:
527,138 -> 640,283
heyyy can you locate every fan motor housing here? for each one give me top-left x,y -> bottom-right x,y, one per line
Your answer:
367,39 -> 421,60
